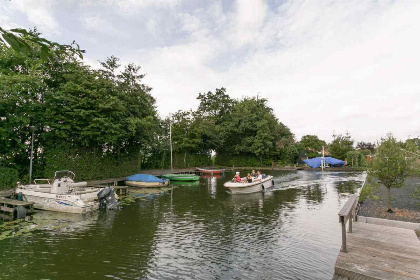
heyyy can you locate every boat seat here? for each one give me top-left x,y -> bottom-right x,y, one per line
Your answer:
35,184 -> 52,188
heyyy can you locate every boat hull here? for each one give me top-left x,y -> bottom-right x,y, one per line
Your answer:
224,176 -> 274,194
126,180 -> 169,188
196,168 -> 225,175
16,189 -> 99,214
161,174 -> 200,181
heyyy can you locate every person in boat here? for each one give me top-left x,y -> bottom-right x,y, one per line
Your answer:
256,171 -> 263,182
232,172 -> 242,182
251,170 -> 257,177
246,173 -> 253,183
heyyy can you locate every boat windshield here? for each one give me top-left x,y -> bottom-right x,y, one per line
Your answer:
54,170 -> 75,180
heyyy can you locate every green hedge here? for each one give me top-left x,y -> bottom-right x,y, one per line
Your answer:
0,167 -> 19,189
215,153 -> 273,167
43,148 -> 141,181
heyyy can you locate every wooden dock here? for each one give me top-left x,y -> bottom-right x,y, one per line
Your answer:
334,183 -> 420,280
334,222 -> 420,279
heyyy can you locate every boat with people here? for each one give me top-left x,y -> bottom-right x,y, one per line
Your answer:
196,168 -> 225,175
224,172 -> 274,194
161,174 -> 200,181
126,174 -> 169,187
15,170 -> 119,213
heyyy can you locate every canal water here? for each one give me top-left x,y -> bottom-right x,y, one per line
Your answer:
0,170 -> 365,280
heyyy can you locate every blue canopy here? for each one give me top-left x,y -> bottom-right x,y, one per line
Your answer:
303,157 -> 346,168
126,174 -> 167,183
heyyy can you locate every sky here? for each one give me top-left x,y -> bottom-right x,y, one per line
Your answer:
1,0 -> 420,143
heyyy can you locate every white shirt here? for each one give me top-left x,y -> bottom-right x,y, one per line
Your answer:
257,174 -> 263,180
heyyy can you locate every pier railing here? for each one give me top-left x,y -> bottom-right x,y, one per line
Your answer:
337,178 -> 366,252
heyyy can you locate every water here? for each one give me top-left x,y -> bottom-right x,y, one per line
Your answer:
0,170 -> 365,280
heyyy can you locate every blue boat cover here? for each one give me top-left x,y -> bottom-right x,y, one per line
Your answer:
126,174 -> 167,183
303,157 -> 346,168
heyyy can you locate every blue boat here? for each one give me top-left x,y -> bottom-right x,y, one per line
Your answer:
126,174 -> 169,188
303,157 -> 346,168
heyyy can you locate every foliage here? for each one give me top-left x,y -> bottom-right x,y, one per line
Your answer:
329,132 -> 354,160
356,141 -> 375,153
368,133 -> 414,211
0,167 -> 19,189
0,27 -> 84,61
345,151 -> 366,167
299,135 -> 326,152
359,175 -> 380,203
299,135 -> 326,158
0,29 -> 160,181
43,147 -> 141,181
1,28 -> 300,181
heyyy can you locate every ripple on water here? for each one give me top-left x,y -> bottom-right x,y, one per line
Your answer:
0,171 -> 366,280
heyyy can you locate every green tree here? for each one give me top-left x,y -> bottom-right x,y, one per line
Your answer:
329,132 -> 354,160
299,135 -> 326,158
369,134 -> 413,212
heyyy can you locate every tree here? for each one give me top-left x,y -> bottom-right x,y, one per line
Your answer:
369,134 -> 413,212
299,135 -> 326,158
356,141 -> 375,153
0,27 -> 84,61
329,132 -> 354,160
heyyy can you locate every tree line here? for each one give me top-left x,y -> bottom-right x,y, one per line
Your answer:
0,29 -> 299,184
1,28 -> 419,187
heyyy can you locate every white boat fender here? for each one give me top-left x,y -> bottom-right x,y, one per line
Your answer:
13,205 -> 26,220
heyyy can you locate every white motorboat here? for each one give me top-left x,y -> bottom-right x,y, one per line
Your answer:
224,175 -> 274,194
15,171 -> 119,213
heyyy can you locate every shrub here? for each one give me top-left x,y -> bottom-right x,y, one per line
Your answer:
0,167 -> 19,189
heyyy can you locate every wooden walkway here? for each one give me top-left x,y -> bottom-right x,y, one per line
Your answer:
334,222 -> 420,279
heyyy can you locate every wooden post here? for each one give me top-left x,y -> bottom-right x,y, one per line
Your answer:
349,211 -> 353,233
340,216 -> 347,252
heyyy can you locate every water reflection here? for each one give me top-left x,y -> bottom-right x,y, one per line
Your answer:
0,170 -> 366,280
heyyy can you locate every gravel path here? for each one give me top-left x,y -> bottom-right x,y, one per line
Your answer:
358,176 -> 420,223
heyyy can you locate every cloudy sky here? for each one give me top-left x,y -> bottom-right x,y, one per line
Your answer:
1,0 -> 419,143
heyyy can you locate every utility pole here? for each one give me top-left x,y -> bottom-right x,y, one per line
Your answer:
169,116 -> 173,174
29,125 -> 36,183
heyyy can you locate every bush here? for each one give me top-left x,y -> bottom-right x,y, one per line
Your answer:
43,148 -> 141,181
215,153 -> 271,167
0,167 -> 19,189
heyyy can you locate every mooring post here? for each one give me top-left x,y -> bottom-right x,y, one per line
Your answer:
340,216 -> 347,252
349,211 -> 353,233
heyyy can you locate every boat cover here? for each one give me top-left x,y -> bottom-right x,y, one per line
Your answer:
303,157 -> 346,168
126,174 -> 167,183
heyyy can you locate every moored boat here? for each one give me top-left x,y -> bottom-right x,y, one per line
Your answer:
126,174 -> 169,187
224,175 -> 274,194
161,174 -> 200,181
15,171 -> 119,213
196,168 -> 225,175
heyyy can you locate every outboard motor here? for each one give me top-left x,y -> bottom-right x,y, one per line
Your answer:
97,187 -> 120,210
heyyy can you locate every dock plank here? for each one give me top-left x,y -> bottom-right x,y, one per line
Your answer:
334,222 -> 420,280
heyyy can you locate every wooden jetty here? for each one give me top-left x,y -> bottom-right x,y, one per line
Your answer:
334,193 -> 420,279
0,188 -> 14,198
0,197 -> 34,220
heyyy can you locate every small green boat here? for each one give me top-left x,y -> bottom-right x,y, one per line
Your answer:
161,174 -> 200,181
170,180 -> 200,186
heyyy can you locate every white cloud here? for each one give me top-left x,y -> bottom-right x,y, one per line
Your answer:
80,16 -> 117,35
3,0 -> 420,143
5,0 -> 60,35
127,0 -> 420,143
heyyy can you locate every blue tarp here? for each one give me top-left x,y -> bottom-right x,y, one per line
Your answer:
303,157 -> 346,168
126,174 -> 167,183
